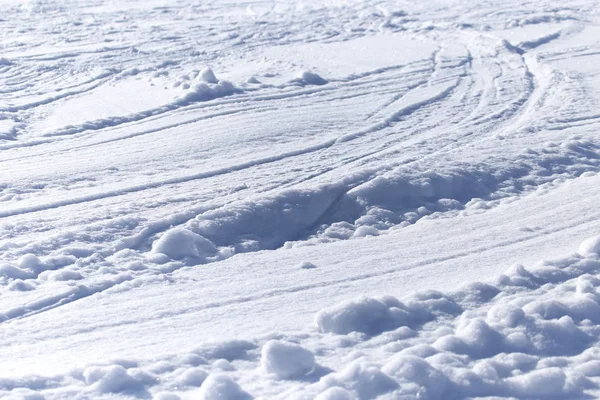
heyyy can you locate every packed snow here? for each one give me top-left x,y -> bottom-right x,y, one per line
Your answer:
3,0 -> 600,398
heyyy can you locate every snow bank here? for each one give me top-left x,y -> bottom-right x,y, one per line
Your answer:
190,186 -> 346,252
261,340 -> 315,379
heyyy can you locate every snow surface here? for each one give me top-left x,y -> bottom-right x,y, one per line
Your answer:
3,0 -> 600,398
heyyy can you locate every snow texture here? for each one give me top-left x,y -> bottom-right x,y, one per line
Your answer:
3,0 -> 600,398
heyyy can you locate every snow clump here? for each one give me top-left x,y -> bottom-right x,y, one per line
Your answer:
294,70 -> 328,86
579,235 -> 600,256
83,365 -> 155,394
199,67 -> 219,84
261,340 -> 315,379
151,228 -> 217,260
196,374 -> 252,400
315,294 -> 448,335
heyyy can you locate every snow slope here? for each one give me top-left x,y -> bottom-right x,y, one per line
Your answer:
2,0 -> 600,398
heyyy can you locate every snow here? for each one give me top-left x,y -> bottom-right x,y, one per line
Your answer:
151,228 -> 217,261
579,236 -> 600,257
3,0 -> 600,398
261,340 -> 315,379
196,374 -> 252,400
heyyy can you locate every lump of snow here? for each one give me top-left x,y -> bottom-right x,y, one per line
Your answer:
195,339 -> 257,361
7,279 -> 35,291
151,228 -> 217,260
486,303 -> 525,328
505,367 -> 567,397
200,67 -> 219,84
320,361 -> 398,399
18,254 -> 45,274
45,269 -> 83,281
300,261 -> 317,269
246,76 -> 260,84
197,374 -> 252,400
314,387 -> 354,400
353,226 -> 379,238
176,80 -> 237,104
579,235 -> 600,257
212,359 -> 234,371
261,340 -> 315,379
0,264 -> 32,280
83,365 -> 153,394
176,367 -> 208,386
382,355 -> 450,399
154,393 -> 181,400
295,70 -> 328,86
315,295 -> 428,335
454,318 -> 505,358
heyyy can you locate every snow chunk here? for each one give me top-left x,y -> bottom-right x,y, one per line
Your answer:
154,393 -> 181,400
0,264 -> 32,280
300,261 -> 317,269
176,367 -> 208,386
320,361 -> 398,399
505,367 -> 567,397
579,235 -> 600,257
197,374 -> 252,400
151,228 -> 217,260
294,71 -> 328,86
382,355 -> 450,399
314,387 -> 354,400
261,340 -> 315,379
200,67 -> 219,84
83,365 -> 155,394
175,80 -> 238,105
352,226 -> 379,238
18,254 -> 45,273
7,279 -> 35,291
315,295 -> 431,335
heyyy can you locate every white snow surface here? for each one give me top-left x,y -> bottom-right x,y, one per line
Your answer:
3,0 -> 600,398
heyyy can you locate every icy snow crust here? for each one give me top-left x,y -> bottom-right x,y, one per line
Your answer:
3,0 -> 600,398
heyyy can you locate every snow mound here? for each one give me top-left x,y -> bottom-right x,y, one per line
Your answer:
261,340 -> 315,379
83,365 -> 155,394
191,186 -> 346,252
151,228 -> 217,261
199,67 -> 219,84
0,264 -> 33,280
579,235 -> 600,256
317,361 -> 398,399
299,261 -> 317,269
352,226 -> 379,238
174,79 -> 239,105
176,367 -> 208,386
293,70 -> 328,86
197,374 -> 252,400
314,294 -> 450,335
382,355 -> 450,399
